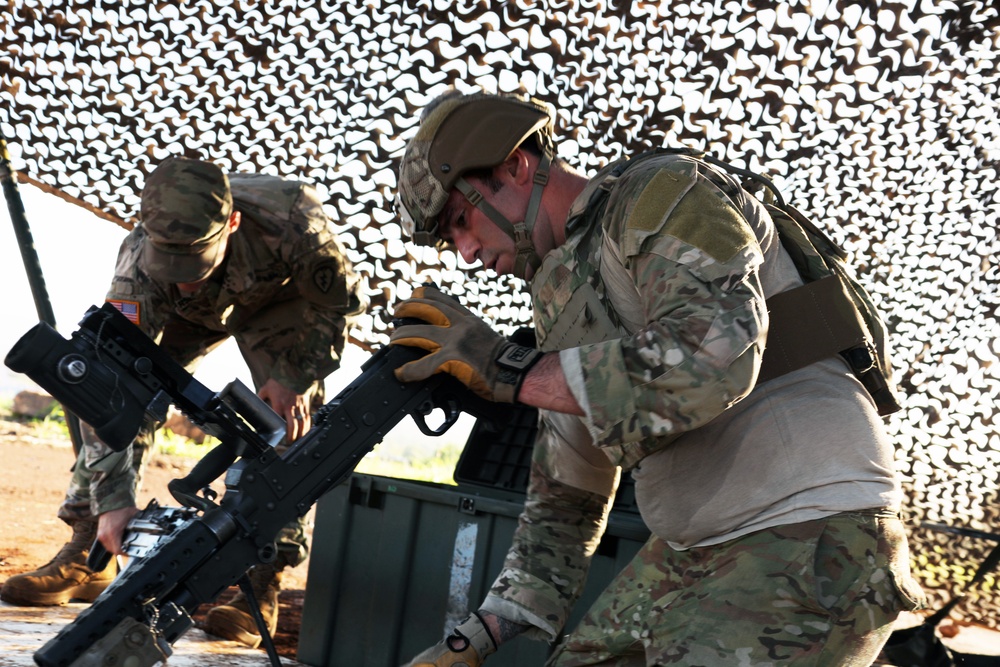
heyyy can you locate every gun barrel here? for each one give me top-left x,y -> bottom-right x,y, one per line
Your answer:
20,300 -> 516,667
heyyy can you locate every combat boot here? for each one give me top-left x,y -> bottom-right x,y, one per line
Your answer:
203,563 -> 283,648
0,519 -> 118,606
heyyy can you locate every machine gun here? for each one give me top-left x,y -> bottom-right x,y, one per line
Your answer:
5,303 -> 507,667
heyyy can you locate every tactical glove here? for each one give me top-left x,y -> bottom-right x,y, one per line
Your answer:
403,613 -> 497,667
390,286 -> 541,403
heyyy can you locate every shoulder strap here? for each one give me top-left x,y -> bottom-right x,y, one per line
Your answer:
584,148 -> 902,414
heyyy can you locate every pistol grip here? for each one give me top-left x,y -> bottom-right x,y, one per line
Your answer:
168,440 -> 237,509
86,538 -> 112,573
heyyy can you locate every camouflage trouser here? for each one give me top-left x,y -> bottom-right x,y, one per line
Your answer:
548,512 -> 925,667
55,320 -> 327,570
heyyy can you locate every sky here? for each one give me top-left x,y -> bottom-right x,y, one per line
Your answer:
1,181 -> 473,452
2,184 -> 127,394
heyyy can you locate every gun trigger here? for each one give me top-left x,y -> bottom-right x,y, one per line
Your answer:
412,410 -> 437,436
412,396 -> 460,436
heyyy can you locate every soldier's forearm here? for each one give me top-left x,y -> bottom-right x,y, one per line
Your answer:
477,610 -> 530,647
517,352 -> 584,416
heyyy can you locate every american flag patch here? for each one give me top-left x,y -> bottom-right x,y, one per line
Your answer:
107,299 -> 141,325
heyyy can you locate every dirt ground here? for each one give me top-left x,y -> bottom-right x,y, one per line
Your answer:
0,417 -> 308,661
4,416 -> 999,665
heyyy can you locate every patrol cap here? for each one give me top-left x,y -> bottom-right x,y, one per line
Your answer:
396,92 -> 555,246
139,157 -> 234,283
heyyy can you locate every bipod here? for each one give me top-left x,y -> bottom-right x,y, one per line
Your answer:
236,573 -> 283,667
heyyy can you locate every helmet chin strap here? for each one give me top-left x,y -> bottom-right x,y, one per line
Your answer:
454,150 -> 552,280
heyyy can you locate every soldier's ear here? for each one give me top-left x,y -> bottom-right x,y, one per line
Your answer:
502,148 -> 532,186
227,211 -> 242,234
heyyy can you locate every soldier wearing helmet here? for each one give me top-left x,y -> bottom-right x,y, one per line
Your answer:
391,91 -> 922,666
396,91 -> 559,279
1,157 -> 367,650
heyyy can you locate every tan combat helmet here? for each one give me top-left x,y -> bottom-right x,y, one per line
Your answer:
395,91 -> 556,278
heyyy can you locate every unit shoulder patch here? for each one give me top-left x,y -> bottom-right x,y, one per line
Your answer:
664,180 -> 755,263
627,168 -> 695,233
313,264 -> 336,293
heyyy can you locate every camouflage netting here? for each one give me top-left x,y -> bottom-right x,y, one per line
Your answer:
2,0 -> 998,627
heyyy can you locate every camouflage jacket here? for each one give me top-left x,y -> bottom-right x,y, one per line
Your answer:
535,154 -> 768,464
481,153 -> 898,640
106,174 -> 365,393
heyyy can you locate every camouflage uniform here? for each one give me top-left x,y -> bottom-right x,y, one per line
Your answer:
479,154 -> 924,665
59,172 -> 365,567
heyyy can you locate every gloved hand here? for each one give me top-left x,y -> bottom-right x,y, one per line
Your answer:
389,286 -> 541,403
403,613 -> 497,667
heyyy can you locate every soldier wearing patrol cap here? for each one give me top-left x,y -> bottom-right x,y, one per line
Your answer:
1,157 -> 366,649
389,91 -> 924,666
